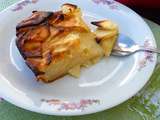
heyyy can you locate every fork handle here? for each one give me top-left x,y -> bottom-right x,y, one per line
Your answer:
139,46 -> 160,54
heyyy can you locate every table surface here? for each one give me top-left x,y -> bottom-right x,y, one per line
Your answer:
1,0 -> 160,120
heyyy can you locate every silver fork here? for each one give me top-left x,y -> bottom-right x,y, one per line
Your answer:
112,34 -> 160,56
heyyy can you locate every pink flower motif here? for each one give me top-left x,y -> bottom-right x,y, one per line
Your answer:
12,0 -> 39,12
32,0 -> 38,3
80,99 -> 90,104
93,0 -> 114,5
138,40 -> 154,70
42,99 -> 100,111
92,0 -> 118,10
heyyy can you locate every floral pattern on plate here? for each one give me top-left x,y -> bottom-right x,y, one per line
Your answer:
92,0 -> 118,10
41,99 -> 100,111
11,0 -> 38,11
138,39 -> 154,70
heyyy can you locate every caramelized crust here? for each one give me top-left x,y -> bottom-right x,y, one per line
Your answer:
16,3 -> 104,83
91,20 -> 118,56
16,3 -> 119,83
16,11 -> 53,29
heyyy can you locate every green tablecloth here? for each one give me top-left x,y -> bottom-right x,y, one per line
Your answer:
1,1 -> 160,120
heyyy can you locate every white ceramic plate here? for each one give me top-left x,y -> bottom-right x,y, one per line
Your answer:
0,0 -> 157,116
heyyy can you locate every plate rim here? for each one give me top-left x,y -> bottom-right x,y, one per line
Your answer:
0,0 -> 157,116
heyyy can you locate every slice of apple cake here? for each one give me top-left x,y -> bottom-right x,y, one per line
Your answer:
16,3 -> 104,83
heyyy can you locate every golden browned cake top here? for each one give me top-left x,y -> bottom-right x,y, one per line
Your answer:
16,3 -> 90,77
